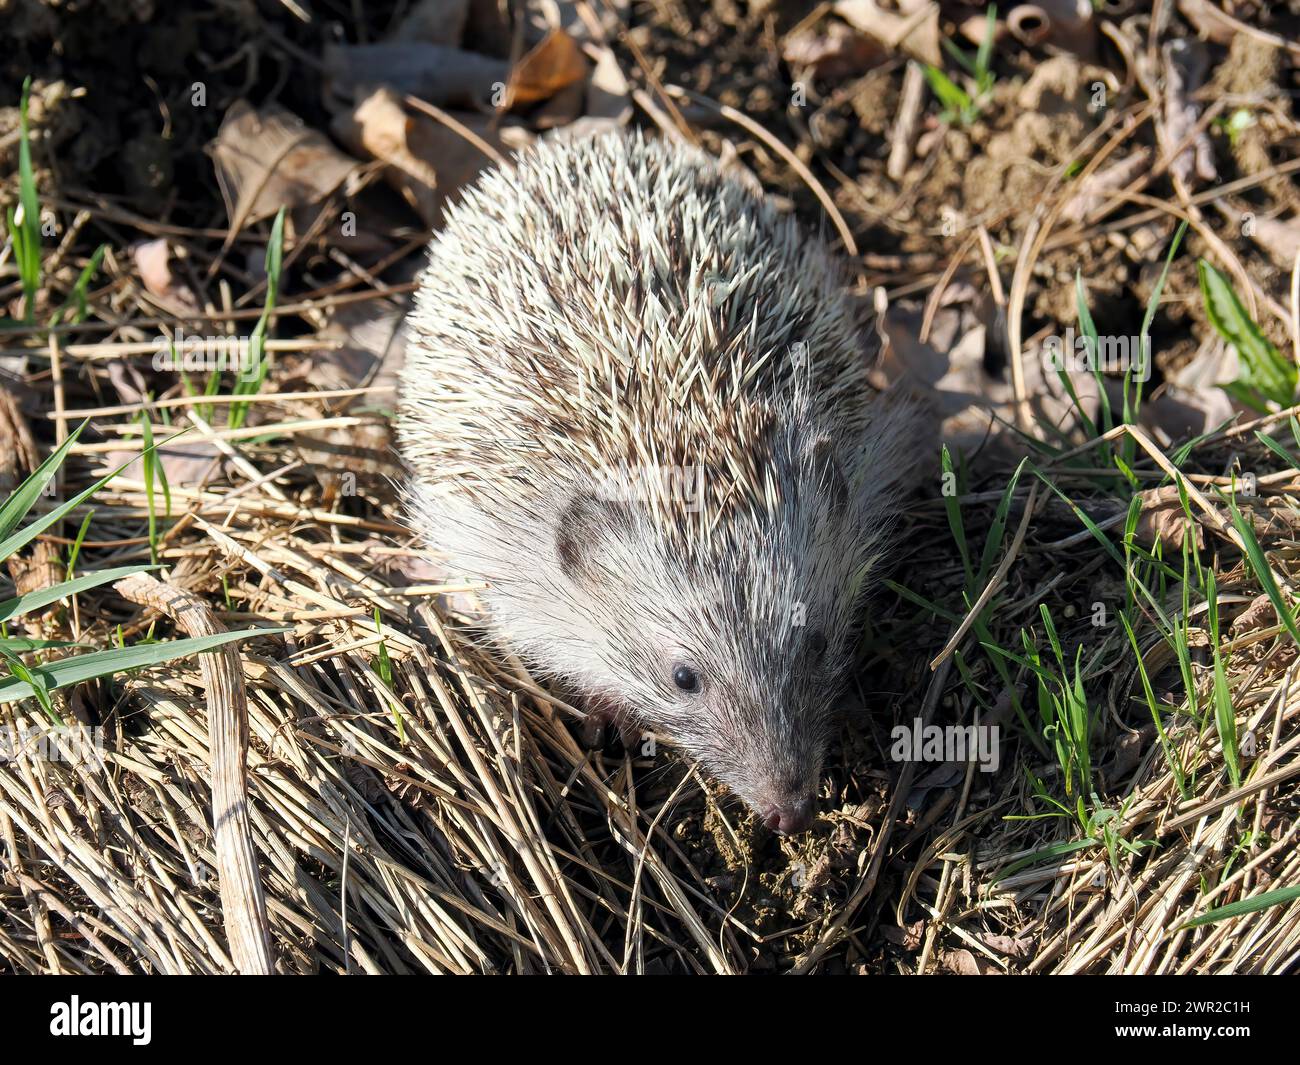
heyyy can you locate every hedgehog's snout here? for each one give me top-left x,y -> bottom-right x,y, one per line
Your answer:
759,795 -> 816,835
748,764 -> 820,834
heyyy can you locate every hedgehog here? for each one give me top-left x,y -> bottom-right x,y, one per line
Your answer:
397,129 -> 913,834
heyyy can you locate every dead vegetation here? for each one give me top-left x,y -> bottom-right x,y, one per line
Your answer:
1,0 -> 1299,973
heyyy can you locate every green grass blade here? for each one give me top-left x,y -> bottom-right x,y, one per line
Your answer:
1221,491 -> 1300,644
940,445 -> 974,586
1205,572 -> 1241,787
0,565 -> 154,625
1182,885 -> 1300,929
883,579 -> 963,624
974,4 -> 998,84
991,838 -> 1096,883
0,429 -> 187,563
14,77 -> 41,319
923,64 -> 973,120
0,646 -> 59,721
0,637 -> 82,652
0,626 -> 287,703
0,421 -> 86,542
1199,258 -> 1295,407
975,459 -> 1026,586
1256,430 -> 1300,470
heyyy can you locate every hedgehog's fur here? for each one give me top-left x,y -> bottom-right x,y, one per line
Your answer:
399,130 -> 912,831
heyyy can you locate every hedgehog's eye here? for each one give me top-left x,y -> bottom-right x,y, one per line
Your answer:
672,664 -> 701,693
807,630 -> 828,658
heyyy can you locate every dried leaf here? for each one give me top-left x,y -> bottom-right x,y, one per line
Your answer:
131,238 -> 201,315
783,24 -> 883,81
102,440 -> 224,492
983,934 -> 1033,958
507,29 -> 589,108
1161,39 -> 1216,186
281,300 -> 407,400
876,296 -> 1102,458
332,88 -> 440,223
334,87 -> 531,225
1177,0 -> 1240,44
1231,594 -> 1278,638
882,919 -> 926,950
959,14 -> 1009,47
1060,150 -> 1150,223
210,101 -> 360,228
1106,726 -> 1155,784
1133,485 -> 1204,551
1248,214 -> 1300,269
282,302 -> 409,486
586,45 -> 632,121
833,0 -> 941,67
940,948 -> 993,974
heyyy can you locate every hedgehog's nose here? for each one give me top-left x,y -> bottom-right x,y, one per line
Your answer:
762,796 -> 815,834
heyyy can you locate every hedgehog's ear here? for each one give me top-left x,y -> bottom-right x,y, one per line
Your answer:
809,436 -> 848,516
556,492 -> 637,587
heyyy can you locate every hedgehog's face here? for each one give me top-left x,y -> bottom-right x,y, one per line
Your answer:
642,570 -> 854,835
555,436 -> 876,834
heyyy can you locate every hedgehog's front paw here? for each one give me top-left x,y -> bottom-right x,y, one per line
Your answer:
577,695 -> 640,750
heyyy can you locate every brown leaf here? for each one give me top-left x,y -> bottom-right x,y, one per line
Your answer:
1132,485 -> 1204,551
875,294 -> 1103,459
101,440 -> 224,492
1140,384 -> 1237,442
881,919 -> 926,950
834,0 -> 942,67
1177,0 -> 1240,44
586,45 -> 632,121
132,238 -> 201,315
332,88 -> 440,224
782,24 -> 883,81
940,948 -> 996,974
406,112 -> 532,217
983,934 -> 1033,958
210,101 -> 361,229
6,539 -> 62,607
333,87 -> 531,225
1107,726 -> 1155,785
1060,150 -> 1150,223
530,80 -> 587,129
507,29 -> 589,108
1231,594 -> 1278,639
1161,39 -> 1216,186
959,14 -> 1009,47
281,300 -> 407,399
283,302 -> 409,487
1248,213 -> 1300,269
